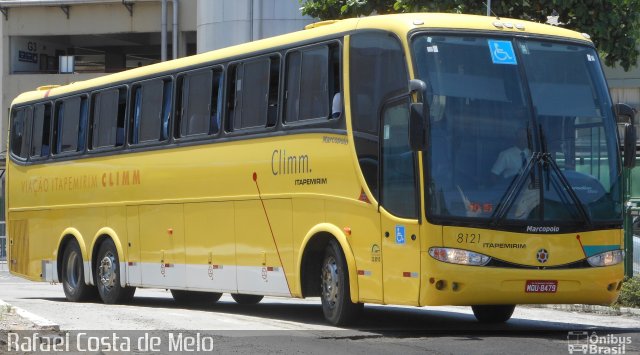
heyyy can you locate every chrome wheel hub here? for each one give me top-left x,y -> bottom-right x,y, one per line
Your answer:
322,256 -> 339,309
98,252 -> 117,289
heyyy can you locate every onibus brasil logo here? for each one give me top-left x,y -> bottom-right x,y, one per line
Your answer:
567,331 -> 632,354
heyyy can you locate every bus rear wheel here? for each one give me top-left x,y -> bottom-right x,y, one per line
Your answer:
171,290 -> 222,305
231,294 -> 263,304
320,240 -> 363,326
95,239 -> 136,304
471,305 -> 515,323
61,240 -> 97,302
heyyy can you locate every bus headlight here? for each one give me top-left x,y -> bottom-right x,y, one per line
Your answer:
429,247 -> 491,266
587,250 -> 624,267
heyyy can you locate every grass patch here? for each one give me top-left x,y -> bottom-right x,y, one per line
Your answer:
616,276 -> 640,308
0,304 -> 13,322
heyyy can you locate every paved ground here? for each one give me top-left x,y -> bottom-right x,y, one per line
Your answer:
0,267 -> 639,354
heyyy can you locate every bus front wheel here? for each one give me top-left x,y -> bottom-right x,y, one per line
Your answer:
231,294 -> 263,304
61,240 -> 97,302
320,240 -> 363,326
471,305 -> 515,323
95,239 -> 136,304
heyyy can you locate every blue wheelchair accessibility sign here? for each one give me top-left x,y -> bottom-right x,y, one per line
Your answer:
395,225 -> 405,245
488,40 -> 517,65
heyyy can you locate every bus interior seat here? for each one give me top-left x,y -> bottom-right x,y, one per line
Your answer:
188,114 -> 207,135
116,127 -> 125,146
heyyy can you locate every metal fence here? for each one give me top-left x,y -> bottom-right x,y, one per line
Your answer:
0,222 -> 5,262
0,237 -> 5,262
634,234 -> 640,277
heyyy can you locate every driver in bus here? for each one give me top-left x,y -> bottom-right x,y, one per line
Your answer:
491,126 -> 530,181
490,126 -> 539,219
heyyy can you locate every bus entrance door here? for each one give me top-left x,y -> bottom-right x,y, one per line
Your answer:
378,97 -> 421,305
380,209 -> 421,305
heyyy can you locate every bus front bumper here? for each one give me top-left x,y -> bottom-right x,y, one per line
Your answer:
420,252 -> 624,306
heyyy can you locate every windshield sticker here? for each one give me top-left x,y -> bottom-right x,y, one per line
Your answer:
395,225 -> 406,245
488,40 -> 517,65
426,45 -> 439,53
587,54 -> 596,62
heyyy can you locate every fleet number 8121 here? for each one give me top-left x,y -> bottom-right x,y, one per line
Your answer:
457,233 -> 481,244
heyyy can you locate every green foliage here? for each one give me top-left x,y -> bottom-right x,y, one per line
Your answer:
299,0 -> 640,70
617,276 -> 640,308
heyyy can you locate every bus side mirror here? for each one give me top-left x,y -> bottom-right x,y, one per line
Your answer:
615,103 -> 636,144
614,103 -> 637,168
409,79 -> 428,151
614,103 -> 636,120
624,123 -> 636,168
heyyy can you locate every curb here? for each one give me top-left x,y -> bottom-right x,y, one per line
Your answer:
526,304 -> 640,317
0,299 -> 60,331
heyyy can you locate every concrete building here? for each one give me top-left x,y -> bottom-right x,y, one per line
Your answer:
605,57 -> 640,117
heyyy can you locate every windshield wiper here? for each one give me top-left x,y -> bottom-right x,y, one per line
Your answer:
538,126 -> 592,227
491,152 -> 540,225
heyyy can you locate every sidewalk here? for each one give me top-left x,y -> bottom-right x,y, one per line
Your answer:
526,304 -> 640,317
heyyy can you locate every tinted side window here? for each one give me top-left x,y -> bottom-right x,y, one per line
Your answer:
131,78 -> 172,144
31,103 -> 52,158
53,96 -> 87,154
350,32 -> 408,199
175,68 -> 222,138
227,56 -> 279,131
91,88 -> 127,149
285,43 -> 341,123
381,98 -> 417,218
10,107 -> 32,159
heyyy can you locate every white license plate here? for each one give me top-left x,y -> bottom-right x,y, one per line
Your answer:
525,280 -> 558,293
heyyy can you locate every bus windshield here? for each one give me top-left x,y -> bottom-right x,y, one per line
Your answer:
412,34 -> 622,226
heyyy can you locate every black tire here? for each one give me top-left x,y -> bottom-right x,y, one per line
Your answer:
321,240 -> 363,326
61,240 -> 97,302
471,305 -> 516,323
171,290 -> 222,305
231,294 -> 264,305
95,239 -> 136,304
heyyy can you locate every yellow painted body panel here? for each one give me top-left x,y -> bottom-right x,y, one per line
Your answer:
138,204 -> 186,287
7,12 -> 621,309
183,202 -> 236,272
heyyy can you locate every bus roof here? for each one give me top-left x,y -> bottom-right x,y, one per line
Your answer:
11,12 -> 591,106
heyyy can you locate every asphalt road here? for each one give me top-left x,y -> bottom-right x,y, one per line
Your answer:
0,267 -> 639,354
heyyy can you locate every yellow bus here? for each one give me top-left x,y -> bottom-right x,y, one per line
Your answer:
6,13 -> 630,325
